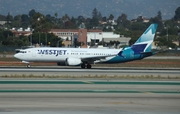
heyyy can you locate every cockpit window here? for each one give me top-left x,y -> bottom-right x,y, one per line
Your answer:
19,51 -> 27,53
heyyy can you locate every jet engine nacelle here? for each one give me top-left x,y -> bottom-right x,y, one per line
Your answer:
65,57 -> 82,66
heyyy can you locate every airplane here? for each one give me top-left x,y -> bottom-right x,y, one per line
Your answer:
14,23 -> 158,68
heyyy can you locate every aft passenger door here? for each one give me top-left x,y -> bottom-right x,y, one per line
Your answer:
130,51 -> 134,59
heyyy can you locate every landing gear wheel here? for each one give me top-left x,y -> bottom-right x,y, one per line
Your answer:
81,63 -> 86,69
87,64 -> 92,69
27,64 -> 31,68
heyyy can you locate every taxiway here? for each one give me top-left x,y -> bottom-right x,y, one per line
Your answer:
0,66 -> 180,77
0,79 -> 180,114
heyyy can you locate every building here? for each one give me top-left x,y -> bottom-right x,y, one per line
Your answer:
50,28 -> 131,48
11,30 -> 32,37
10,27 -> 131,48
10,27 -> 32,37
49,29 -> 78,40
0,21 -> 6,25
49,29 -> 79,47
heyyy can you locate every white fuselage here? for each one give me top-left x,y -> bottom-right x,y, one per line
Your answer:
13,24 -> 158,68
14,47 -> 121,63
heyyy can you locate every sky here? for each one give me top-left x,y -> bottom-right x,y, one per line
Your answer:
0,0 -> 180,20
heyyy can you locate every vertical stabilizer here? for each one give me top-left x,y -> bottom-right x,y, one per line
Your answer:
131,24 -> 158,54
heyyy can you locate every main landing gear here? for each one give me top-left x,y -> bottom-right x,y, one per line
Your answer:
81,63 -> 92,69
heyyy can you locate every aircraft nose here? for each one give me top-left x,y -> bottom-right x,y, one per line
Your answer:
14,53 -> 20,59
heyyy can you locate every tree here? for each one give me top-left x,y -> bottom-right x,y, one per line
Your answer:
92,8 -> 98,18
3,30 -> 13,38
97,12 -> 102,21
108,14 -> 114,20
21,14 -> 30,28
0,14 -> 6,21
54,13 -> 58,18
76,16 -> 85,28
71,16 -> 77,28
117,13 -> 130,28
54,13 -> 58,25
174,7 -> 180,21
155,36 -> 177,49
4,13 -> 13,29
30,12 -> 46,32
29,9 -> 36,18
117,13 -> 127,24
62,14 -> 70,23
45,14 -> 53,23
136,16 -> 143,22
149,11 -> 163,30
14,15 -> 21,21
1,33 -> 29,47
15,35 -> 30,47
130,22 -> 147,31
102,16 -> 107,22
90,8 -> 100,28
21,14 -> 29,22
90,17 -> 99,27
6,12 -> 13,23
90,8 -> 103,28
157,11 -> 162,20
31,32 -> 61,47
64,20 -> 74,29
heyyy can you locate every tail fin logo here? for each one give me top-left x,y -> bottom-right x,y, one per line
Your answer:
132,24 -> 158,54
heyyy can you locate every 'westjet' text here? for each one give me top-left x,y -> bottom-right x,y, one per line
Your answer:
38,49 -> 67,56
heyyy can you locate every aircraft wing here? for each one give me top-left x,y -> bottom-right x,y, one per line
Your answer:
81,54 -> 118,64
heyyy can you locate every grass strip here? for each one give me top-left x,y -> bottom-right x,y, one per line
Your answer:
0,80 -> 180,85
0,89 -> 179,94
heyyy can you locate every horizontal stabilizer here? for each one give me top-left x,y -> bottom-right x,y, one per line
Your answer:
140,52 -> 155,58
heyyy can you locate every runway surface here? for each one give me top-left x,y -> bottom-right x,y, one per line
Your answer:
0,66 -> 180,77
0,93 -> 180,114
0,79 -> 180,114
0,67 -> 180,113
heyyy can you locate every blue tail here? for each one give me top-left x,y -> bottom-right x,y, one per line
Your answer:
131,24 -> 158,54
118,23 -> 158,57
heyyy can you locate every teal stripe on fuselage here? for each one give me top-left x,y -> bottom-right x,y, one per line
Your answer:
103,48 -> 142,64
103,54 -> 141,63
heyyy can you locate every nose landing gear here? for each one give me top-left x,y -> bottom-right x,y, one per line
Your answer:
27,64 -> 31,68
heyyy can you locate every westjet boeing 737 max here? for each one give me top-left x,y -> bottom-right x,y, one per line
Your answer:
14,24 -> 158,68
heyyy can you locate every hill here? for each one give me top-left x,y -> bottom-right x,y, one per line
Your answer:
0,0 -> 179,19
